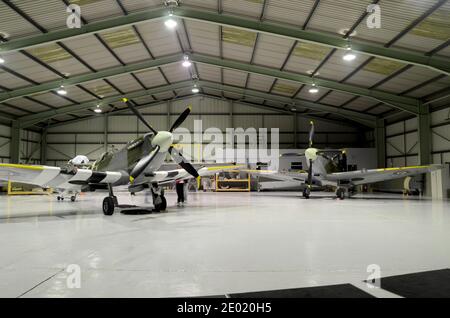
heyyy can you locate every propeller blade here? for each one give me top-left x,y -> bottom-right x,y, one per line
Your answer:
129,145 -> 160,182
280,153 -> 305,158
308,121 -> 315,148
170,106 -> 192,132
169,146 -> 200,179
307,159 -> 313,187
122,98 -> 158,135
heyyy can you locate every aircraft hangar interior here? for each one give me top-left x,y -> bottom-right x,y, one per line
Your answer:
0,0 -> 449,300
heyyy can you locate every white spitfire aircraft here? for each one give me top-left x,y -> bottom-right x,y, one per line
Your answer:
0,99 -> 239,214
249,121 -> 442,199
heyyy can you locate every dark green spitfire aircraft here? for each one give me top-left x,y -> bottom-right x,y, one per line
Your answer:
0,99 -> 238,215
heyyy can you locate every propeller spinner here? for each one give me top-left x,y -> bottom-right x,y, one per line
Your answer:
122,98 -> 199,182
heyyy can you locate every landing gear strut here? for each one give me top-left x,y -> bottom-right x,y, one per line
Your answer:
336,188 -> 346,200
151,183 -> 167,212
103,184 -> 118,216
302,187 -> 311,199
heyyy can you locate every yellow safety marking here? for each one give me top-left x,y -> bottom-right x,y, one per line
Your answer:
206,165 -> 244,171
0,163 -> 44,171
376,165 -> 430,172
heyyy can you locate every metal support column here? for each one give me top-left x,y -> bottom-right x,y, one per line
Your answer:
375,118 -> 386,168
418,102 -> 431,165
40,129 -> 47,164
293,113 -> 298,149
104,114 -> 108,153
10,121 -> 21,163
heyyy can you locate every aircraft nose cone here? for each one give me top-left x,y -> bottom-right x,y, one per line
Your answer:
152,131 -> 173,152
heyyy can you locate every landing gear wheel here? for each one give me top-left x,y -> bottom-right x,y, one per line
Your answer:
70,196 -> 76,202
57,196 -> 61,201
154,196 -> 167,212
336,188 -> 345,200
103,197 -> 115,215
303,187 -> 311,199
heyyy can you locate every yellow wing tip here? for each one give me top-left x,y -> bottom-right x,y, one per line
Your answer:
0,163 -> 43,171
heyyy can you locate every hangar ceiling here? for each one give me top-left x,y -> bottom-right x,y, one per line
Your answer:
0,0 -> 449,129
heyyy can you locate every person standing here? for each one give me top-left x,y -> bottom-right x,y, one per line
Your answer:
175,179 -> 185,206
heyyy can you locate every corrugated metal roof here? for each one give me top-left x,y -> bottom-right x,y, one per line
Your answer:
223,68 -> 247,87
185,20 -> 221,56
264,0 -> 315,27
252,34 -> 295,69
196,64 -> 222,83
0,0 -> 448,127
222,0 -> 264,18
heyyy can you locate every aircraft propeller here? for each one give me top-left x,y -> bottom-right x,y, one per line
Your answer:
122,98 -> 199,182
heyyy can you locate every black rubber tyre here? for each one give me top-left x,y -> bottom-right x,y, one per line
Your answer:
57,196 -> 61,201
70,196 -> 76,202
155,196 -> 167,212
103,197 -> 115,215
303,188 -> 311,199
336,188 -> 345,200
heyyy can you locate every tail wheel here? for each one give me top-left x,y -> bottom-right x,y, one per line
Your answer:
70,196 -> 76,202
103,197 -> 115,215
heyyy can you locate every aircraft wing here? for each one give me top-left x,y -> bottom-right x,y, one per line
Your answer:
243,169 -> 309,182
324,165 -> 443,185
143,165 -> 243,185
0,163 -> 127,191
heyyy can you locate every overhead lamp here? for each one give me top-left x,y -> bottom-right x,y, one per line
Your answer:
57,85 -> 67,95
165,17 -> 177,29
343,51 -> 356,61
94,105 -> 102,113
308,83 -> 319,94
182,55 -> 192,68
0,57 -> 4,64
192,85 -> 200,94
343,44 -> 356,61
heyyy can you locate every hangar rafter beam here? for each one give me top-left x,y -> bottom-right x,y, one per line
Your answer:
0,7 -> 448,76
18,80 -> 377,129
0,53 -> 419,115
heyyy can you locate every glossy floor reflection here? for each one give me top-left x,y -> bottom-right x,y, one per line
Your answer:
0,191 -> 449,298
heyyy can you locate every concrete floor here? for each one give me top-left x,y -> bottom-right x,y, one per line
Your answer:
0,190 -> 449,298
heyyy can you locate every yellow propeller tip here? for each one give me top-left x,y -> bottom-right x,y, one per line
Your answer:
310,121 -> 314,125
129,176 -> 134,183
188,105 -> 192,111
122,98 -> 129,102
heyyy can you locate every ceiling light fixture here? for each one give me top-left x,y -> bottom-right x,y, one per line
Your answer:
0,57 -> 4,64
309,83 -> 319,94
57,85 -> 67,95
343,51 -> 356,61
182,55 -> 192,67
343,41 -> 356,61
94,105 -> 102,113
165,18 -> 177,29
192,84 -> 200,94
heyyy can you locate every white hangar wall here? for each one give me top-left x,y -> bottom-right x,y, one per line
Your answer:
44,96 -> 363,167
0,123 -> 41,164
385,106 -> 450,167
